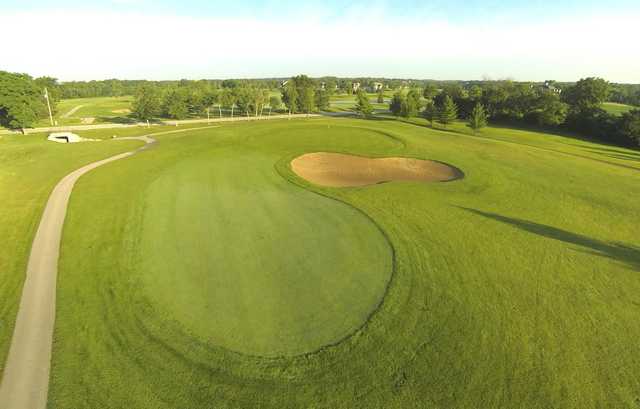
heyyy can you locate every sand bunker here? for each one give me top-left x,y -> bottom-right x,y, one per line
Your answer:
291,152 -> 463,187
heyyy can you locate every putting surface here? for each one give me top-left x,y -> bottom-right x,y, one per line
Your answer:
291,152 -> 462,187
47,119 -> 640,408
137,148 -> 392,356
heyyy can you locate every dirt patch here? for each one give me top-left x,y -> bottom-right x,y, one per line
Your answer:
291,152 -> 463,187
81,117 -> 95,124
112,109 -> 131,114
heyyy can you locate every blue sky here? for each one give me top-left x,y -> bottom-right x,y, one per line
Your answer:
1,0 -> 639,82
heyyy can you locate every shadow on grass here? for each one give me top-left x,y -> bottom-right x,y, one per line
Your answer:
458,207 -> 640,271
582,147 -> 640,162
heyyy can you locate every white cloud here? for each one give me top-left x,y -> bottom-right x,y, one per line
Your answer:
1,10 -> 638,82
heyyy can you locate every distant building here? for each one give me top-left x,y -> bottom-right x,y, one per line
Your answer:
543,81 -> 562,94
368,82 -> 384,92
352,82 -> 361,92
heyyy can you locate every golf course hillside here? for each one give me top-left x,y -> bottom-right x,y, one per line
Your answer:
11,117 -> 631,408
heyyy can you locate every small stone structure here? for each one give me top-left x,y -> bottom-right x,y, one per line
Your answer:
47,132 -> 83,143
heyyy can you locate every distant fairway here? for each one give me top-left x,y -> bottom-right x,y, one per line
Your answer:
45,96 -> 134,126
602,101 -> 636,115
2,117 -> 639,408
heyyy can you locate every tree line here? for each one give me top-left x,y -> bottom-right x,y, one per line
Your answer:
130,74 -> 333,122
1,69 -> 638,147
0,71 -> 60,129
387,78 -> 640,147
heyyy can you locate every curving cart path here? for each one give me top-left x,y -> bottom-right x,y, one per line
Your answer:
0,135 -> 157,409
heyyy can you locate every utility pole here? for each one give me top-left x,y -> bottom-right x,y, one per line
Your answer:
44,88 -> 54,126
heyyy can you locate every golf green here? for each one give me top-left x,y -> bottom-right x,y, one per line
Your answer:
136,148 -> 392,356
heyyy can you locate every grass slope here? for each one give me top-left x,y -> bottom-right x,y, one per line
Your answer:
38,118 -> 640,407
0,133 -> 143,378
602,102 -> 636,116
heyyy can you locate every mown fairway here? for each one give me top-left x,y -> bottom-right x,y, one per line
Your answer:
3,117 -> 639,408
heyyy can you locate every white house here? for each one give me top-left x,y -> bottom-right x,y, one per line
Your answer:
47,132 -> 82,143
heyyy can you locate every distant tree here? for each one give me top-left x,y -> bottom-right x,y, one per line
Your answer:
34,76 -> 61,113
315,89 -> 330,111
0,71 -> 48,130
438,95 -> 458,127
300,87 -> 316,114
269,95 -> 281,115
162,88 -> 189,119
422,84 -> 438,100
200,89 -> 219,118
563,77 -> 610,112
422,101 -> 437,127
221,79 -> 240,89
400,89 -> 422,118
282,82 -> 299,114
354,90 -> 374,117
468,85 -> 483,101
377,89 -> 384,103
234,88 -> 253,116
536,93 -> 568,126
467,103 -> 488,132
619,109 -> 640,146
132,84 -> 161,123
219,88 -> 237,117
407,89 -> 423,111
389,92 -> 404,116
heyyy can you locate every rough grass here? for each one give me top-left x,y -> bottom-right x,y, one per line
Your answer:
0,133 -> 143,380
47,117 -> 640,408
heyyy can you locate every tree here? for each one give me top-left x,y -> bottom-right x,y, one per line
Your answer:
422,101 -> 437,127
34,76 -> 60,114
282,82 -> 299,114
467,103 -> 488,132
422,84 -> 438,100
162,88 -> 189,119
132,84 -> 161,123
354,90 -> 374,117
389,92 -> 404,117
315,89 -> 330,111
377,89 -> 384,103
535,93 -> 568,126
438,95 -> 458,127
563,77 -> 610,112
0,71 -> 48,130
299,87 -> 315,115
400,90 -> 422,118
406,89 -> 423,111
269,95 -> 281,115
219,88 -> 237,118
619,109 -> 640,146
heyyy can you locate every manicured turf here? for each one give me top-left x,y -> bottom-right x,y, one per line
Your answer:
0,133 -> 143,378
138,144 -> 392,356
602,102 -> 636,116
45,117 -> 640,408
